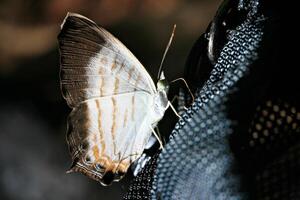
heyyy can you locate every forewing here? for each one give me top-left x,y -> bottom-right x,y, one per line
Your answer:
67,91 -> 154,184
58,12 -> 156,108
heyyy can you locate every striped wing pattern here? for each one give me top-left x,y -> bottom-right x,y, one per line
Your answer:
59,13 -> 156,108
58,13 -> 158,185
67,92 -> 153,182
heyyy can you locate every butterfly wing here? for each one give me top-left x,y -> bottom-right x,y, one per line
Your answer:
66,92 -> 154,185
58,13 -> 159,185
58,12 -> 156,108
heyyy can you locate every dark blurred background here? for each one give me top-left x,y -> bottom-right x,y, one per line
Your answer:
0,0 -> 221,199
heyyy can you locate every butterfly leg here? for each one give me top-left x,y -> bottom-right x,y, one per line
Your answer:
168,101 -> 181,118
170,77 -> 195,103
170,95 -> 187,111
170,95 -> 178,104
150,126 -> 164,150
155,126 -> 166,146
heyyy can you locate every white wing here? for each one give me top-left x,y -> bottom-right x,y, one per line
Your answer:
58,12 -> 156,108
66,92 -> 154,177
58,13 -> 159,185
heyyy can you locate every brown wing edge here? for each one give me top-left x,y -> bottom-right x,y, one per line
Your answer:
58,13 -> 108,108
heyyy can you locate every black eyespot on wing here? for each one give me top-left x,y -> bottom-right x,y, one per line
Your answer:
84,155 -> 91,163
102,171 -> 114,186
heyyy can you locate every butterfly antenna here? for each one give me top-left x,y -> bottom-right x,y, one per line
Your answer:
157,24 -> 177,80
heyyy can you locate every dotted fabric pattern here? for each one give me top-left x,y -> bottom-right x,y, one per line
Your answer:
238,99 -> 300,200
247,100 -> 300,151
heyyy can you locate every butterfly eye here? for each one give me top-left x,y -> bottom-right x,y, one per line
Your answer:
95,163 -> 105,172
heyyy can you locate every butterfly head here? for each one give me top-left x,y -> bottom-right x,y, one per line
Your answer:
157,71 -> 169,94
152,71 -> 169,120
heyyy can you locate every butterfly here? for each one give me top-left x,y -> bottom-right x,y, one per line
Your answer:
58,13 -> 172,186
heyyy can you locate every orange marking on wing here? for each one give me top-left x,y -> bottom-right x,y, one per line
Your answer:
116,60 -> 125,73
92,145 -> 100,160
114,78 -> 119,94
100,76 -> 105,95
135,74 -> 141,88
128,67 -> 134,81
117,162 -> 130,173
101,57 -> 107,65
111,59 -> 117,70
96,100 -> 105,154
111,97 -> 117,154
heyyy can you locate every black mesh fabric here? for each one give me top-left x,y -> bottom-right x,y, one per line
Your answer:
152,8 -> 264,200
124,153 -> 160,200
123,0 -> 295,199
